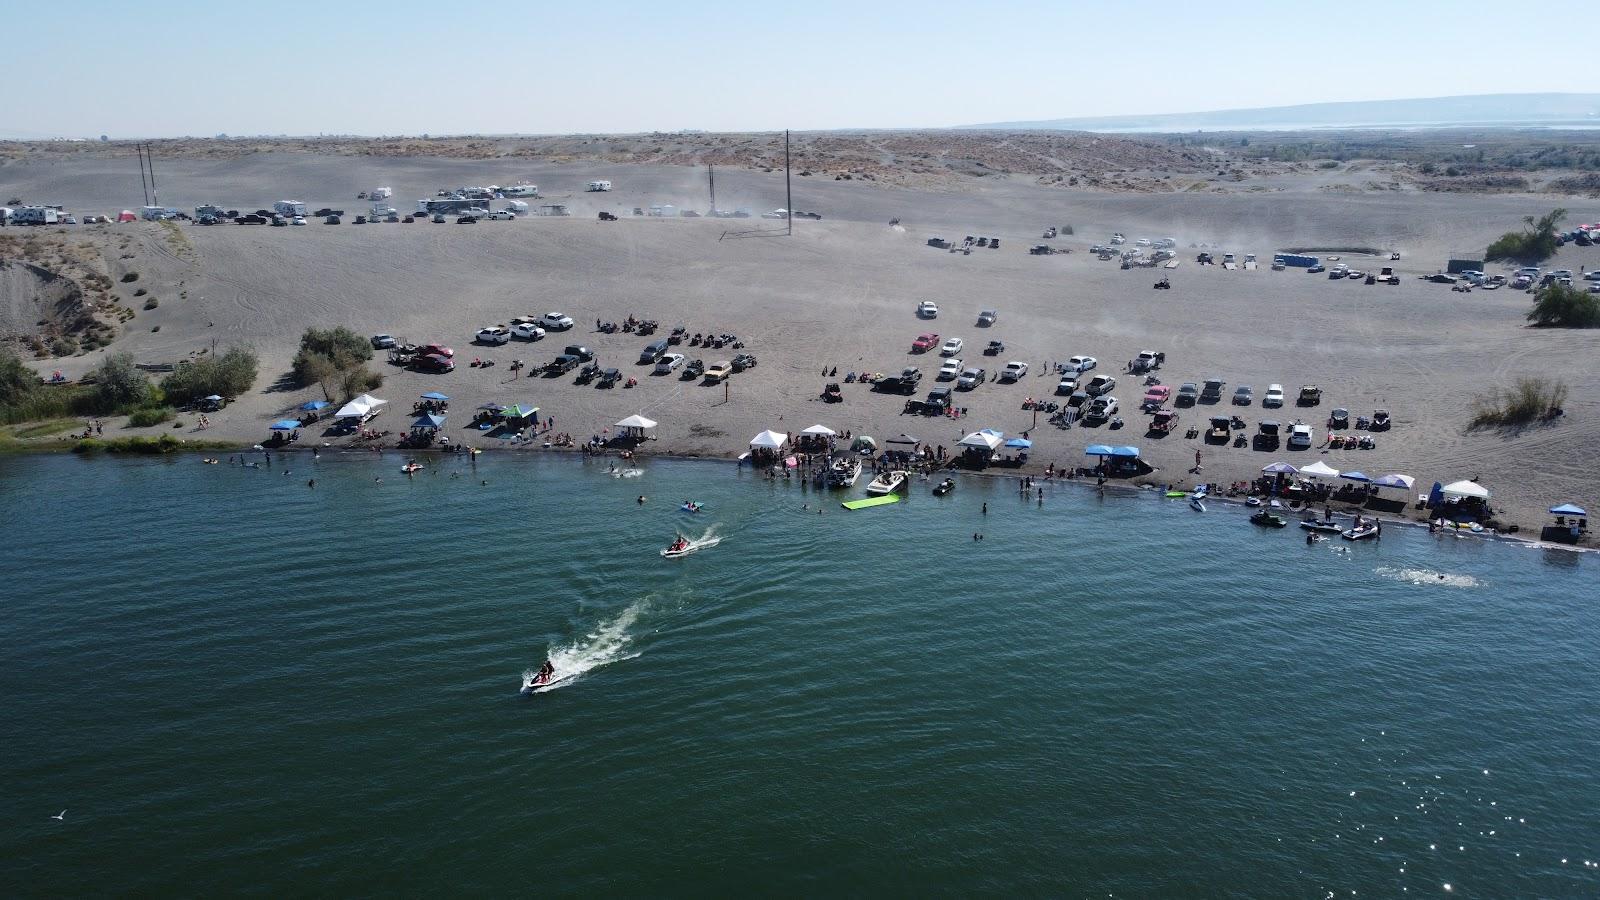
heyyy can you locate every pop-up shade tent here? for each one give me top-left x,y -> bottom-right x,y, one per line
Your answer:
750,430 -> 788,450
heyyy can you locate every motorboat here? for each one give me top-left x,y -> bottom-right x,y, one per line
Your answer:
1190,495 -> 1207,512
865,470 -> 908,495
827,456 -> 862,487
932,477 -> 956,496
1299,518 -> 1342,533
1250,510 -> 1289,528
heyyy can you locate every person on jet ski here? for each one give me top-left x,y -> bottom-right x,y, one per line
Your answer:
670,533 -> 689,552
537,659 -> 555,683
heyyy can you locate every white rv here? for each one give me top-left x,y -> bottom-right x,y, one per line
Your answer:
586,180 -> 612,192
505,200 -> 530,214
503,184 -> 538,198
273,200 -> 307,218
13,205 -> 59,225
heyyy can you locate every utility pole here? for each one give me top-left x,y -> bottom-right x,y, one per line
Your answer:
137,145 -> 150,207
146,144 -> 159,206
784,130 -> 793,237
707,164 -> 716,215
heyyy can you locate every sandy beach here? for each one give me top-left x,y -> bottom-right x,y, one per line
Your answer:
3,152 -> 1598,537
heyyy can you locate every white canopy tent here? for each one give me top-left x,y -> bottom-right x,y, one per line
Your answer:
957,429 -> 1004,451
614,414 -> 657,429
1299,460 -> 1340,478
800,424 -> 837,437
335,393 -> 388,419
1441,479 -> 1490,500
750,430 -> 788,450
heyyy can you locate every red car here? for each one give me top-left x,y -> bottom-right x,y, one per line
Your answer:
419,353 -> 455,373
420,343 -> 455,359
911,332 -> 940,353
1141,385 -> 1171,410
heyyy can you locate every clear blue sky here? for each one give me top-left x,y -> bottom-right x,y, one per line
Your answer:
2,0 -> 1574,137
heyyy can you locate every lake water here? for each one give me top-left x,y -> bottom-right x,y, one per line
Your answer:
2,452 -> 1596,895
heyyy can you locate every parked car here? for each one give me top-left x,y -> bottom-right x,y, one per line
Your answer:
1141,385 -> 1171,409
432,214 -> 447,223
984,340 -> 1004,356
456,215 -> 478,224
476,325 -> 511,345
1084,396 -> 1119,423
1176,382 -> 1200,406
957,366 -> 986,389
487,210 -> 517,220
512,322 -> 547,341
1086,374 -> 1117,397
1200,378 -> 1225,402
924,386 -> 953,414
1329,408 -> 1350,429
1263,384 -> 1285,407
324,215 -> 341,225
683,359 -> 705,379
940,337 -> 965,356
654,353 -> 685,374
977,309 -> 997,327
638,339 -> 670,364
1297,385 -> 1323,406
598,368 -> 622,387
1056,374 -> 1080,395
291,216 -> 307,226
704,361 -> 734,383
731,353 -> 757,371
1233,385 -> 1253,406
939,359 -> 963,380
1288,422 -> 1314,449
543,312 -> 575,331
1150,409 -> 1180,434
1255,420 -> 1281,450
1067,355 -> 1098,373
370,333 -> 397,350
1000,360 -> 1028,382
916,301 -> 939,319
912,333 -> 940,353
563,344 -> 594,362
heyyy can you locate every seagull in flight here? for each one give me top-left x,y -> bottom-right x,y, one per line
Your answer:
50,810 -> 66,820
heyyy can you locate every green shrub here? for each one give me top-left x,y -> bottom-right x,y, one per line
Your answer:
1527,282 -> 1600,328
160,345 -> 259,405
291,326 -> 374,397
1486,208 -> 1566,263
143,296 -> 159,310
120,272 -> 139,283
1468,377 -> 1568,429
126,406 -> 175,427
88,352 -> 154,410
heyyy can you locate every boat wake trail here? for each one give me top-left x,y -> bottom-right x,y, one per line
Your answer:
685,528 -> 721,551
609,467 -> 645,478
523,600 -> 646,693
1375,566 -> 1481,588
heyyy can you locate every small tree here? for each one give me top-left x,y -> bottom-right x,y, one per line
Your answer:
291,326 -> 374,395
89,352 -> 153,411
0,345 -> 40,407
160,345 -> 260,404
1527,282 -> 1600,328
1486,207 -> 1566,263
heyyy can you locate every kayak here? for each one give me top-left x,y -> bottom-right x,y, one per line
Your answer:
842,495 -> 900,510
1164,490 -> 1188,498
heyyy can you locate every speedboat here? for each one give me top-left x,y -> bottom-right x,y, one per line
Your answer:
932,477 -> 956,496
865,470 -> 908,495
1245,496 -> 1262,507
1250,510 -> 1288,528
1342,523 -> 1380,541
827,457 -> 862,487
1299,518 -> 1342,533
1190,494 -> 1207,512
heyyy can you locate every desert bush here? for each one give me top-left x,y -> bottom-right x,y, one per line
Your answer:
1468,377 -> 1568,429
126,406 -> 175,427
160,345 -> 259,405
120,272 -> 140,283
1486,208 -> 1566,263
144,296 -> 159,310
88,352 -> 154,410
1526,282 -> 1600,328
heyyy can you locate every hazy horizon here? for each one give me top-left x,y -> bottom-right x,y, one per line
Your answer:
3,0 -> 1587,138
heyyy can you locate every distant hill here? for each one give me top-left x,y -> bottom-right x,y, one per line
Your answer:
970,93 -> 1600,133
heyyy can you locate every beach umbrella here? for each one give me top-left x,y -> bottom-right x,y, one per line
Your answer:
1084,444 -> 1114,456
269,419 -> 300,431
1299,460 -> 1340,478
615,414 -> 657,429
1005,437 -> 1032,449
1340,471 -> 1371,483
1441,479 -> 1490,500
800,424 -> 837,437
1110,446 -> 1141,458
299,399 -> 330,411
750,430 -> 788,449
1550,502 -> 1587,516
885,433 -> 919,446
1372,473 -> 1414,490
1261,461 -> 1298,475
420,391 -> 450,401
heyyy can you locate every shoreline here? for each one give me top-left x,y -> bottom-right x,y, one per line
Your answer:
18,439 -> 1589,553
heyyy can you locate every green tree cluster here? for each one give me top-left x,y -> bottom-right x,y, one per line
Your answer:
1486,208 -> 1566,263
291,327 -> 380,401
161,346 -> 260,405
1527,282 -> 1600,328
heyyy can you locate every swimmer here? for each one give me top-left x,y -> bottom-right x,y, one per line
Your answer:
307,478 -> 315,488
637,495 -> 646,504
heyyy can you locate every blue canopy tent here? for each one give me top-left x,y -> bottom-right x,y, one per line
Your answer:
269,419 -> 301,431
1084,444 -> 1114,456
1340,471 -> 1371,483
299,400 -> 330,411
1550,503 -> 1587,516
411,412 -> 446,431
1261,461 -> 1298,475
420,391 -> 450,402
1004,437 -> 1032,449
1372,473 -> 1415,491
1110,446 -> 1141,458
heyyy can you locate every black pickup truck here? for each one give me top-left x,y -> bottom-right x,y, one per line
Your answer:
545,354 -> 580,375
874,366 -> 923,395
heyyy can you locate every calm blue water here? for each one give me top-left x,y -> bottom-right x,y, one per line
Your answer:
2,452 -> 1596,896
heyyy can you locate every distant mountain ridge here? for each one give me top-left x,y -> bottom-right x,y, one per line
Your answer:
969,93 -> 1600,132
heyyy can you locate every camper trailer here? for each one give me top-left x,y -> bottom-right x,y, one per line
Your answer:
647,205 -> 678,217
503,184 -> 538,198
369,186 -> 392,200
505,200 -> 530,214
13,206 -> 60,225
417,198 -> 484,216
586,180 -> 612,192
273,200 -> 307,218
